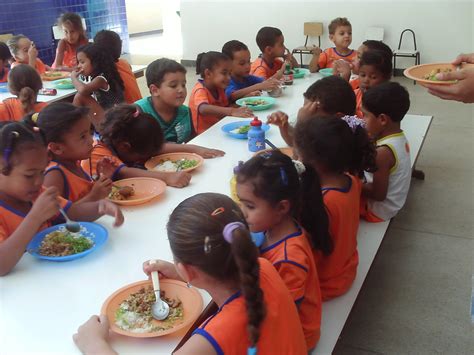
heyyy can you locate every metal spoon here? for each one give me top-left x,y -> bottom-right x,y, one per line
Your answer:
59,208 -> 81,233
149,260 -> 170,321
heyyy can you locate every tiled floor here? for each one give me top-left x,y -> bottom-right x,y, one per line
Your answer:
129,51 -> 474,353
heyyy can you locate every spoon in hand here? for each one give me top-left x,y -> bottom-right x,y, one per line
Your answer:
149,260 -> 170,321
59,208 -> 81,233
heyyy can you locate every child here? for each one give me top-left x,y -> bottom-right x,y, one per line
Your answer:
309,17 -> 357,73
354,49 -> 392,117
0,121 -> 124,276
52,12 -> 88,70
7,35 -> 50,75
222,40 -> 281,101
93,30 -> 142,104
268,75 -> 356,146
82,104 -> 192,188
236,151 -> 329,350
189,51 -> 252,134
0,42 -> 12,82
250,26 -> 298,79
32,102 -> 112,202
0,65 -> 47,121
71,43 -> 125,128
294,116 -> 377,300
73,193 -> 307,354
135,58 -> 225,157
361,82 -> 411,222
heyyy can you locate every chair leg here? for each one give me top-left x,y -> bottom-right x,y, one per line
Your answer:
393,55 -> 397,76
300,52 -> 303,67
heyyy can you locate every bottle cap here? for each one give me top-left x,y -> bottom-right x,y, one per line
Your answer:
250,117 -> 262,127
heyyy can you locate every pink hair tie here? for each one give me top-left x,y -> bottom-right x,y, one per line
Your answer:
133,109 -> 140,118
222,222 -> 245,243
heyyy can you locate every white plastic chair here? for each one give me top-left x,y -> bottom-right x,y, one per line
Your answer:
393,29 -> 420,76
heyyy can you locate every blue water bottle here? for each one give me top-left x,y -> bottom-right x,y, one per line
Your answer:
248,117 -> 266,152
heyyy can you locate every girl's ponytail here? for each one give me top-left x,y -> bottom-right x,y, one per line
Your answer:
195,52 -> 205,75
18,87 -> 36,115
7,64 -> 42,113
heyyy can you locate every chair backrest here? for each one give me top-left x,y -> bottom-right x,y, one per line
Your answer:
52,18 -> 87,40
398,29 -> 417,50
304,22 -> 323,37
365,27 -> 384,41
0,33 -> 13,43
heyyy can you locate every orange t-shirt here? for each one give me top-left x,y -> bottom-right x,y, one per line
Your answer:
116,59 -> 142,104
189,80 -> 228,135
45,161 -> 94,202
0,98 -> 47,121
0,68 -> 9,83
193,258 -> 306,354
52,38 -> 88,69
314,174 -> 361,301
354,88 -> 363,118
318,48 -> 357,69
81,141 -> 126,181
350,77 -> 360,90
250,56 -> 283,79
260,229 -> 321,350
0,193 -> 71,242
11,58 -> 47,75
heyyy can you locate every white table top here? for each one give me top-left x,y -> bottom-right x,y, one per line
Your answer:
0,64 -> 147,104
0,71 -> 432,355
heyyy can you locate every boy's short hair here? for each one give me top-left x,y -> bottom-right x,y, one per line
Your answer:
94,30 -> 122,61
222,40 -> 248,60
328,17 -> 352,34
304,76 -> 356,115
256,26 -> 283,52
359,50 -> 392,78
362,40 -> 392,58
145,58 -> 186,88
0,42 -> 11,61
362,82 -> 410,122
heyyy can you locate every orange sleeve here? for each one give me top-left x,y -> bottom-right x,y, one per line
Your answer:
117,59 -> 142,104
191,87 -> 211,110
274,260 -> 308,303
0,223 -> 7,243
354,88 -> 363,118
250,59 -> 268,79
318,51 -> 328,69
0,103 -> 10,121
35,59 -> 47,75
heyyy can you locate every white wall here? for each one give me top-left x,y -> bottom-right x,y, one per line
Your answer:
125,0 -> 163,35
181,0 -> 473,67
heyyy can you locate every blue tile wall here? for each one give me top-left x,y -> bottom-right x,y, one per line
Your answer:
0,0 -> 130,65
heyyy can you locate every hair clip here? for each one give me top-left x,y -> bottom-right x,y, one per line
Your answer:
280,167 -> 288,186
204,236 -> 212,254
31,113 -> 39,123
211,207 -> 225,216
133,109 -> 140,118
222,222 -> 245,244
292,160 -> 306,175
341,115 -> 366,133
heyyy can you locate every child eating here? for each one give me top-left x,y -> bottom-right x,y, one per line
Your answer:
7,35 -> 50,75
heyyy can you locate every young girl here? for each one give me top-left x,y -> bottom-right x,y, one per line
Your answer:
31,102 -> 112,202
71,43 -> 124,128
189,51 -> 253,135
268,75 -> 356,147
73,192 -> 307,354
236,150 -> 328,351
93,30 -> 142,104
52,12 -> 88,70
0,121 -> 124,276
82,104 -> 192,188
7,35 -> 50,75
0,41 -> 11,83
0,65 -> 47,121
294,116 -> 377,300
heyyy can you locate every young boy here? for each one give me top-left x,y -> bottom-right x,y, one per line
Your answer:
0,42 -> 11,82
93,30 -> 142,104
361,82 -> 411,222
354,49 -> 392,117
222,40 -> 281,101
309,17 -> 357,72
250,26 -> 298,79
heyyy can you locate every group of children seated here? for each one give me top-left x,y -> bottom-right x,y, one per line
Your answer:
0,13 -> 414,354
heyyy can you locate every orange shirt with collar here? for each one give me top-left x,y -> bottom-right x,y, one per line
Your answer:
318,48 -> 357,69
354,88 -> 363,118
81,142 -> 126,181
11,58 -> 47,75
250,56 -> 283,79
314,174 -> 361,301
116,59 -> 142,104
45,161 -> 93,202
189,80 -> 228,135
193,258 -> 307,355
260,229 -> 322,350
0,99 -> 47,121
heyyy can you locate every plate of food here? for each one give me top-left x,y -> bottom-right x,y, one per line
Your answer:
41,71 -> 70,81
319,68 -> 334,77
145,153 -> 204,173
102,279 -> 203,338
235,96 -> 276,111
221,120 -> 271,139
292,67 -> 310,79
108,177 -> 166,206
52,78 -> 74,89
27,222 -> 108,261
404,62 -> 474,85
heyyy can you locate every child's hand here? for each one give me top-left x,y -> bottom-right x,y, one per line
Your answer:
97,157 -> 120,180
297,101 -> 319,122
267,111 -> 289,128
89,175 -> 113,200
311,46 -> 322,57
163,171 -> 192,188
194,147 -> 225,159
143,259 -> 182,281
29,187 -> 60,224
73,315 -> 113,355
28,42 -> 38,59
230,106 -> 253,118
260,77 -> 281,92
333,59 -> 351,81
245,90 -> 261,97
98,200 -> 124,227
283,47 -> 295,64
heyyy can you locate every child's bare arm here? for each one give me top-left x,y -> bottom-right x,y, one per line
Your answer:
43,170 -> 66,199
267,111 -> 294,146
118,166 -> 191,188
199,103 -> 253,118
362,146 -> 395,201
308,46 -> 322,73
71,71 -> 107,96
161,142 -> 225,159
53,40 -> 66,68
67,199 -> 124,227
229,78 -> 281,101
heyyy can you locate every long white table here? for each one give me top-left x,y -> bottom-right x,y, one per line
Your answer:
0,64 -> 146,104
0,72 -> 432,355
